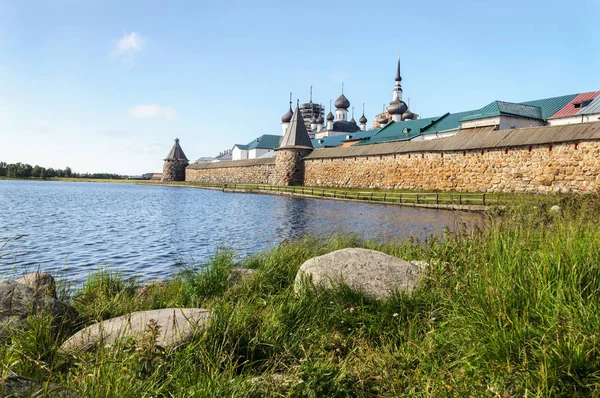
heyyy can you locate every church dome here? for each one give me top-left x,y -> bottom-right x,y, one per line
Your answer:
316,114 -> 324,124
333,120 -> 360,133
402,109 -> 416,120
350,117 -> 356,125
377,113 -> 388,124
359,114 -> 368,124
281,107 -> 293,123
388,99 -> 408,115
326,111 -> 335,121
334,93 -> 350,109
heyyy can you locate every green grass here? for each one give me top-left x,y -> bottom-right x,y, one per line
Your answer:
3,196 -> 600,396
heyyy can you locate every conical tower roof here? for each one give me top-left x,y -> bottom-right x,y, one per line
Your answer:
164,138 -> 188,161
278,104 -> 313,150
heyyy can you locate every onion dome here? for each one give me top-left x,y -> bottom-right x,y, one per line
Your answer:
359,114 -> 368,124
333,120 -> 360,133
316,114 -> 324,124
281,106 -> 293,123
377,113 -> 388,124
350,117 -> 356,125
326,111 -> 334,121
402,109 -> 416,120
388,99 -> 408,115
334,93 -> 350,109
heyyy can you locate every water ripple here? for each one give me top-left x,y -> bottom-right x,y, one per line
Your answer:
0,180 -> 483,284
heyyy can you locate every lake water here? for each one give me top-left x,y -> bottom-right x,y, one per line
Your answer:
0,180 -> 483,284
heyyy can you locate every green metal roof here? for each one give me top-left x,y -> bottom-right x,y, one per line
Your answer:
420,110 -> 475,135
311,129 -> 377,148
233,144 -> 249,150
462,94 -> 579,122
461,101 -> 543,121
520,93 -> 578,119
355,117 -> 438,145
246,134 -> 282,150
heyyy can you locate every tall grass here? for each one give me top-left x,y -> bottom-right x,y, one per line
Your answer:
2,197 -> 600,396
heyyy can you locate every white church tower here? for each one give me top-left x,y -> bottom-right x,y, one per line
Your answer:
334,84 -> 350,121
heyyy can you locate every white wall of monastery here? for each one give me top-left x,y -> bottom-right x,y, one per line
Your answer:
547,115 -> 600,126
232,146 -> 248,161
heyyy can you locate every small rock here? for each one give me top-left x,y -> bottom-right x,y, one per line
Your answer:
550,205 -> 561,213
59,308 -> 212,355
0,280 -> 78,342
294,248 -> 424,300
1,371 -> 69,397
15,272 -> 57,298
227,268 -> 256,287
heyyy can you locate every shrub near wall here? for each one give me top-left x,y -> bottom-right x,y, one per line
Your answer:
185,159 -> 275,185
304,141 -> 600,193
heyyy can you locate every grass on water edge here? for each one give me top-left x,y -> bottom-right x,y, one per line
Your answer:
2,195 -> 600,396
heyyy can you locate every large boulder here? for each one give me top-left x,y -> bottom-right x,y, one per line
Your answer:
59,308 -> 212,355
0,280 -> 78,342
294,248 -> 425,300
16,272 -> 57,298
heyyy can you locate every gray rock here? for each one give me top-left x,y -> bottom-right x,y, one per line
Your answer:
15,272 -> 57,298
294,248 -> 424,300
550,205 -> 561,213
59,308 -> 212,355
227,268 -> 256,287
1,371 -> 71,397
0,280 -> 78,342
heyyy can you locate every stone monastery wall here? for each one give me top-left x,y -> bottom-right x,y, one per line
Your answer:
185,123 -> 600,194
304,141 -> 600,193
186,158 -> 275,184
304,123 -> 600,193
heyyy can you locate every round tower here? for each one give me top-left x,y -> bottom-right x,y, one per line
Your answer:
271,102 -> 313,186
162,138 -> 189,181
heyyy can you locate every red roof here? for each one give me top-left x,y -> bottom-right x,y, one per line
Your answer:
551,91 -> 600,119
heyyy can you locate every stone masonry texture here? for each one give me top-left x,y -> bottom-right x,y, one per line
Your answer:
184,138 -> 600,194
162,160 -> 188,182
186,163 -> 275,184
270,149 -> 312,186
304,141 -> 600,193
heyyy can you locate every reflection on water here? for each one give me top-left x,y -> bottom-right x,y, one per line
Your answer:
0,180 -> 483,284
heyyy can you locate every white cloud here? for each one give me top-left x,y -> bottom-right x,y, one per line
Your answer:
111,32 -> 146,66
128,104 -> 178,120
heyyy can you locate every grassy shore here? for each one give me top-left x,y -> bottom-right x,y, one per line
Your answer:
2,196 -> 600,396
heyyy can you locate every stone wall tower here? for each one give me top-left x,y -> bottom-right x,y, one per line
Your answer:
162,138 -> 189,181
271,103 -> 313,186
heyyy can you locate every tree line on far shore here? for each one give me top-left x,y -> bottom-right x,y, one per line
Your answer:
0,161 -> 123,180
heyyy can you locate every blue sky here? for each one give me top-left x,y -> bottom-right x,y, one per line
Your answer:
0,0 -> 598,175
